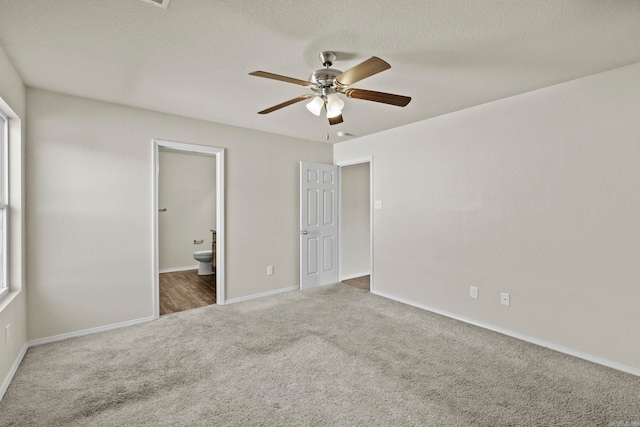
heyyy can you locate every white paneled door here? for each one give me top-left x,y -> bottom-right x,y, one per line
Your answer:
300,162 -> 339,288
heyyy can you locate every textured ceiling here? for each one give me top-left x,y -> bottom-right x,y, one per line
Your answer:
1,0 -> 639,143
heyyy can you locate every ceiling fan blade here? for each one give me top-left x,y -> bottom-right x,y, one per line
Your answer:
344,89 -> 411,107
249,71 -> 311,87
257,95 -> 312,114
328,114 -> 343,126
335,56 -> 391,87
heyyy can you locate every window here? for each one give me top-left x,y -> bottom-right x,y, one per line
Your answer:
0,111 -> 7,300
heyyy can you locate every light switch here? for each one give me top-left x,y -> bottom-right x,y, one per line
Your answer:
470,286 -> 478,299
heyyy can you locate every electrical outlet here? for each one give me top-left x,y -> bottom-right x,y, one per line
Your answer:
374,200 -> 382,210
470,286 -> 478,299
267,266 -> 274,276
4,324 -> 9,344
501,293 -> 510,306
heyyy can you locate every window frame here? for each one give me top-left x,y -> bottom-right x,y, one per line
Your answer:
0,111 -> 8,300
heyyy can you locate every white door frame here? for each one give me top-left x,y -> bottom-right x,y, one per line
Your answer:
336,156 -> 374,292
152,139 -> 226,318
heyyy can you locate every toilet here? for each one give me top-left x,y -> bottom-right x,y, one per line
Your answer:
193,250 -> 214,275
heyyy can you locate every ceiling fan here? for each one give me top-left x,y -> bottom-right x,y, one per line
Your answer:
249,51 -> 411,126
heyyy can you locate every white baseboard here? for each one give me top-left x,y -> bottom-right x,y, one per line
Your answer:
159,265 -> 198,274
371,289 -> 640,378
28,315 -> 156,347
225,285 -> 299,305
0,343 -> 28,401
340,271 -> 371,281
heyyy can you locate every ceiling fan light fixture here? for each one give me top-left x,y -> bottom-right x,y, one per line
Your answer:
326,93 -> 344,115
326,109 -> 342,119
306,96 -> 324,116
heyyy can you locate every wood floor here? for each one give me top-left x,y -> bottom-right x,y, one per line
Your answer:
159,270 -> 216,315
160,272 -> 365,315
342,275 -> 370,291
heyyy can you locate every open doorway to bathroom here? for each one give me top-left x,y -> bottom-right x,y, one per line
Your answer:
152,140 -> 225,318
338,159 -> 372,291
158,148 -> 216,314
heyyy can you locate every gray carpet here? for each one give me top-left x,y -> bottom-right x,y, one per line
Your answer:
1,284 -> 639,426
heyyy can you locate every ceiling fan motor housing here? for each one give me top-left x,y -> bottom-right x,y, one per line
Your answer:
309,68 -> 343,94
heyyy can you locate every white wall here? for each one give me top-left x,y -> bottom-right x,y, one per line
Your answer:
340,163 -> 370,279
335,63 -> 640,370
26,89 -> 332,341
159,150 -> 216,271
0,45 -> 26,396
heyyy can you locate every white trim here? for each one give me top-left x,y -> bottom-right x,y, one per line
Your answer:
298,162 -> 303,290
371,289 -> 640,378
225,285 -> 299,305
339,271 -> 371,281
28,315 -> 156,347
152,143 -> 160,317
0,111 -> 8,296
0,343 -> 27,401
152,139 -> 226,316
159,265 -> 198,274
336,156 -> 374,292
335,157 -> 372,168
0,289 -> 19,313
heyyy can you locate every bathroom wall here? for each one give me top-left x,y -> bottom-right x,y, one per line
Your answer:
0,45 -> 27,397
26,88 -> 332,341
340,163 -> 370,279
334,62 -> 640,371
159,150 -> 216,271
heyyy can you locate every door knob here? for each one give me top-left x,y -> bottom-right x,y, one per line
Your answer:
300,230 -> 308,235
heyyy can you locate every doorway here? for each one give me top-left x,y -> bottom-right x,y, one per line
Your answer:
152,140 -> 225,319
338,158 -> 373,291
